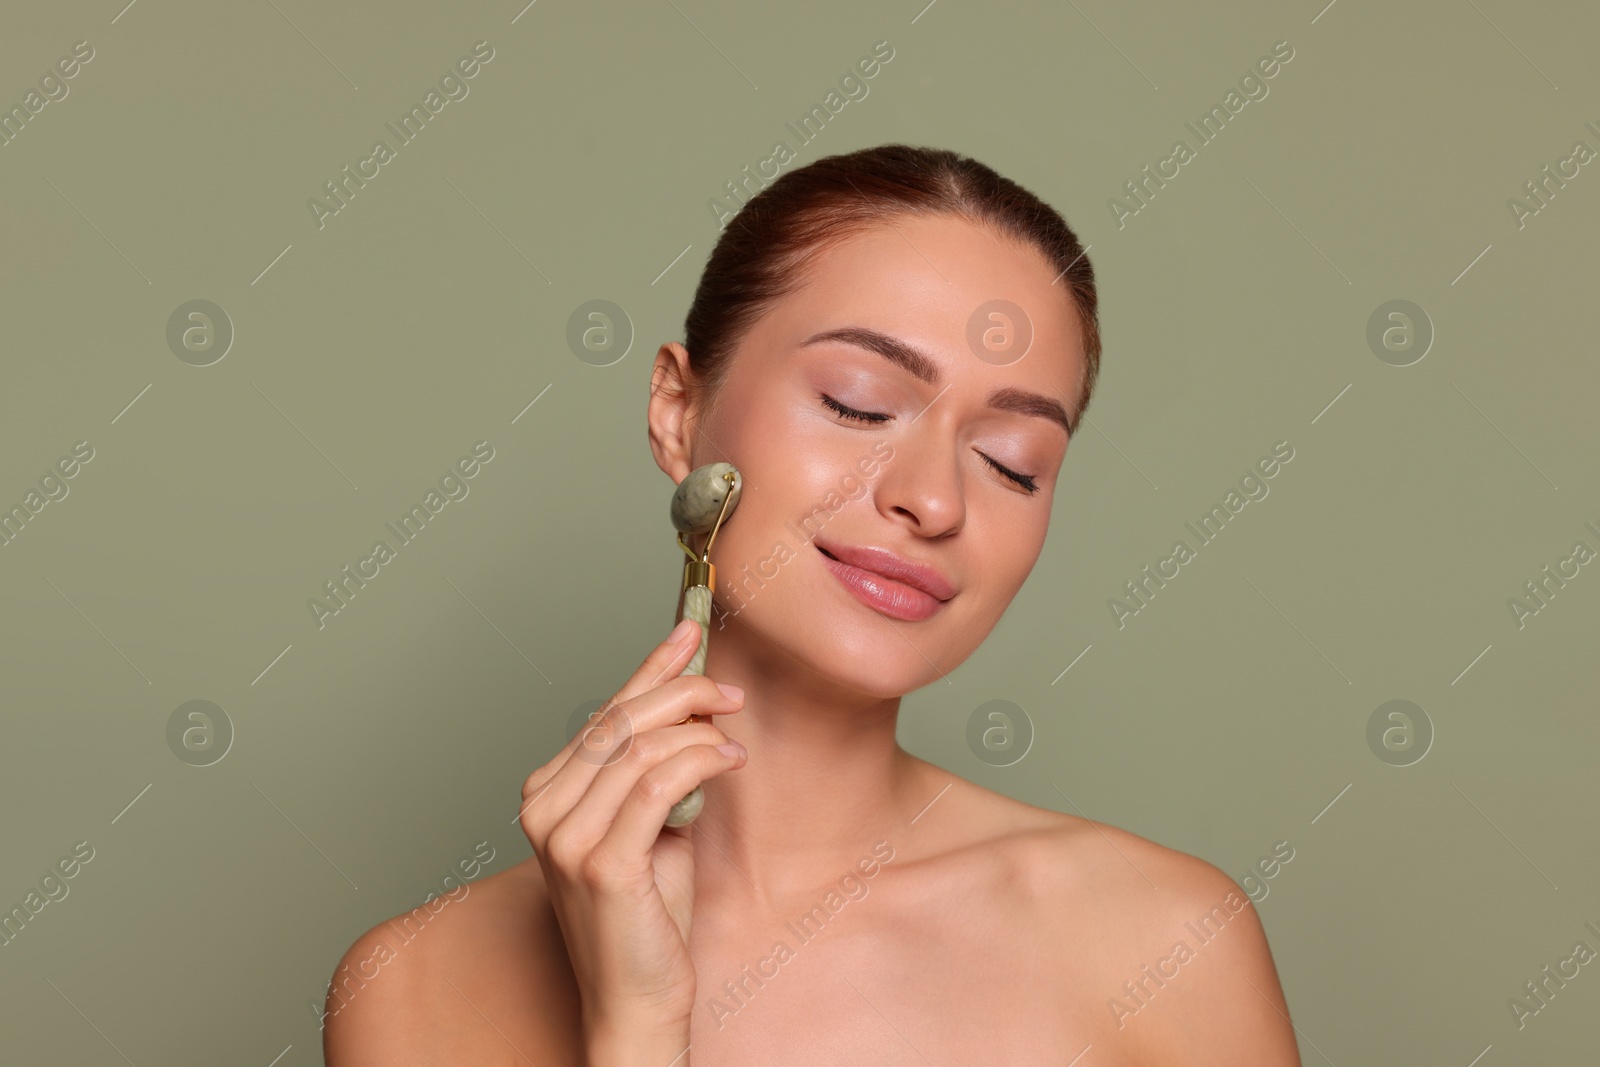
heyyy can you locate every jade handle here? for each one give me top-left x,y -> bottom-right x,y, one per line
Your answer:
663,583 -> 712,828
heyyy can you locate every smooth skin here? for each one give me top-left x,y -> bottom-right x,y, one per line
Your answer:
324,213 -> 1302,1066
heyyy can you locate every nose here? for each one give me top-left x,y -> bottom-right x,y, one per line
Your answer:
873,426 -> 966,539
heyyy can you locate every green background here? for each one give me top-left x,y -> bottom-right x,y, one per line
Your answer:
2,0 -> 1596,1063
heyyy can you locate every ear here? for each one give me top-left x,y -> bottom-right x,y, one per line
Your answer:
647,341 -> 698,485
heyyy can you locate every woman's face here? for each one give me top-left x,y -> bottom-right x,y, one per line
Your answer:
659,212 -> 1088,698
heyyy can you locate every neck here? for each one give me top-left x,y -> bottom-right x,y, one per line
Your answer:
688,616 -> 931,910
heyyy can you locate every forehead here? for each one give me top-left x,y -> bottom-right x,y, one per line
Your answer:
753,213 -> 1087,399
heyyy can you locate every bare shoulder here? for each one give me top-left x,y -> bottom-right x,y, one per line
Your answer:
1080,824 -> 1302,1066
905,765 -> 1225,904
914,770 -> 1301,1064
322,856 -> 579,1066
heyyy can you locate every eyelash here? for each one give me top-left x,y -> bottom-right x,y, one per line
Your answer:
818,393 -> 1040,495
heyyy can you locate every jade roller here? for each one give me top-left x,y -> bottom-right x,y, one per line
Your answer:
663,461 -> 743,828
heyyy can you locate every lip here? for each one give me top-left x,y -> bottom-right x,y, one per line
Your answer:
813,538 -> 957,621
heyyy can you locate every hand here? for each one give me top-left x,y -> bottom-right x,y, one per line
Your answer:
520,619 -> 747,1053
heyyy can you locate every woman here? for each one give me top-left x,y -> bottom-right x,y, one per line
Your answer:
324,144 -> 1302,1065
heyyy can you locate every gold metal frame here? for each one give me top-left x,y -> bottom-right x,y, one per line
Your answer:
676,469 -> 739,594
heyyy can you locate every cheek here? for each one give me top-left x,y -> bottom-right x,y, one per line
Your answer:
705,457 -> 844,599
699,441 -> 880,633
710,397 -> 875,549
965,511 -> 1047,617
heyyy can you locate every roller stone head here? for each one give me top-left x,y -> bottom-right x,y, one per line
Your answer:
671,462 -> 742,534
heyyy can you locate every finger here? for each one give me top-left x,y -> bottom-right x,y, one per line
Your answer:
527,676 -> 740,813
528,673 -> 738,806
522,676 -> 741,839
612,617 -> 706,705
553,620 -> 704,763
594,742 -> 746,867
522,621 -> 702,806
551,721 -> 733,847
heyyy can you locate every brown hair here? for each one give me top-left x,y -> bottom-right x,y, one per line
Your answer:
681,143 -> 1102,431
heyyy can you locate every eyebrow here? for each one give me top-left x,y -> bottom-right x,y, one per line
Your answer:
799,326 -> 1076,435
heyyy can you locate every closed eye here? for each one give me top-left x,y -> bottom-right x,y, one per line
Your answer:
819,393 -> 1040,495
820,393 -> 889,424
980,454 -> 1040,494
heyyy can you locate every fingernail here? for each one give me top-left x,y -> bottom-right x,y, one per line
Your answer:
717,742 -> 746,759
716,682 -> 744,702
668,618 -> 695,645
